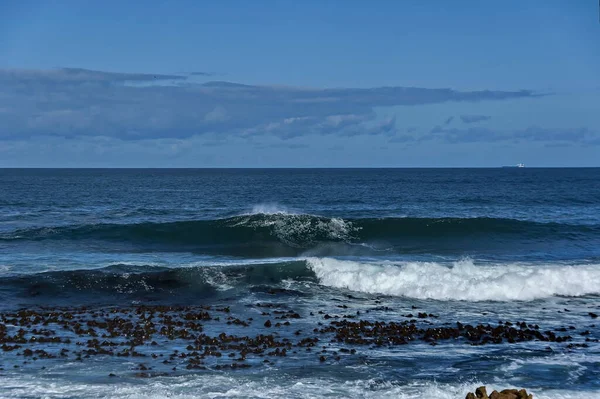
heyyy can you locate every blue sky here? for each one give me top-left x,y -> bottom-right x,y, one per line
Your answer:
1,0 -> 599,167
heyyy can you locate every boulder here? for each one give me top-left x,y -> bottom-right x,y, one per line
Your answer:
466,386 -> 533,399
475,386 -> 488,399
518,389 -> 533,399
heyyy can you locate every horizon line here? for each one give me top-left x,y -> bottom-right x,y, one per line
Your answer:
1,166 -> 599,170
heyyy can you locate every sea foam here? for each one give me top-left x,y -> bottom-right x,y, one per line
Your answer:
0,374 -> 593,399
307,257 -> 600,301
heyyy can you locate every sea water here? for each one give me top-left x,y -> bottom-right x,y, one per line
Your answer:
0,168 -> 599,398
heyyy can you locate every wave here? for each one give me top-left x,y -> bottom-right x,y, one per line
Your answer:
2,258 -> 600,303
1,213 -> 355,247
1,260 -> 312,303
2,213 -> 597,253
2,212 -> 598,258
307,257 -> 600,301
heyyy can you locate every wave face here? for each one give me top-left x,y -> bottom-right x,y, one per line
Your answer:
1,261 -> 312,304
2,214 -> 598,257
307,257 -> 600,301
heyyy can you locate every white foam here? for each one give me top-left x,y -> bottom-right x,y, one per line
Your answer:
264,215 -> 355,244
0,374 -> 593,399
235,207 -> 357,247
307,257 -> 600,301
248,203 -> 293,215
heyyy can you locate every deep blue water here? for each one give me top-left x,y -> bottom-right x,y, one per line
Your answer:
0,168 -> 599,398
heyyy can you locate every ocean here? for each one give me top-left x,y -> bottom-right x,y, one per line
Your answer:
0,168 -> 599,398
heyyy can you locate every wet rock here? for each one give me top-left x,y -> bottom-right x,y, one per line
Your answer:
465,386 -> 533,399
0,304 -> 579,375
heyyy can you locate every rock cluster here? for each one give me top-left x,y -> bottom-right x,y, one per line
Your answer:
466,386 -> 533,399
0,303 -> 591,376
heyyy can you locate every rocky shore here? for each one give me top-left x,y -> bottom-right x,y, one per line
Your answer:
1,302 -> 595,377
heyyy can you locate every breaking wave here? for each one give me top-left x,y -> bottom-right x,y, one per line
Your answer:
307,257 -> 600,301
3,258 -> 600,303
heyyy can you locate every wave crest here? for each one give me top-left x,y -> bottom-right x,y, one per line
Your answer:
248,203 -> 292,215
230,214 -> 357,247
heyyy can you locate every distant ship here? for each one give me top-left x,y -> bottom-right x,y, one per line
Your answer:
502,163 -> 525,168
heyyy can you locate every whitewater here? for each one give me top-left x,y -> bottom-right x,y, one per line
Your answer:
307,257 -> 600,301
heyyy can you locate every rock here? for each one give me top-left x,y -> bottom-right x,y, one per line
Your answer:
475,386 -> 489,398
493,391 -> 516,399
518,389 -> 533,399
490,389 -> 530,399
466,387 -> 533,399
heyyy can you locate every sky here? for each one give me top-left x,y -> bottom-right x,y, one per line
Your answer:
0,0 -> 599,167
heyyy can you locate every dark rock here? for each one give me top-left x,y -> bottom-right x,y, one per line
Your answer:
465,386 -> 533,399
